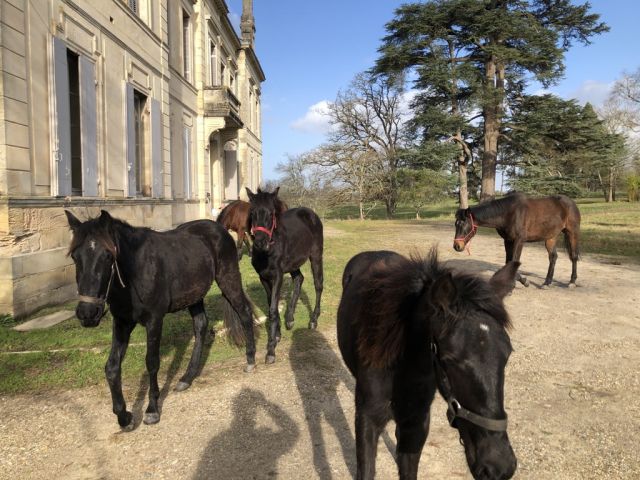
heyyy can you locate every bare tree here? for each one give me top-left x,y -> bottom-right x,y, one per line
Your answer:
610,68 -> 640,131
327,72 -> 407,218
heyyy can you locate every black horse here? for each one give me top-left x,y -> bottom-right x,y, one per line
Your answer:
65,210 -> 256,429
337,249 -> 519,480
246,187 -> 323,364
453,193 -> 581,288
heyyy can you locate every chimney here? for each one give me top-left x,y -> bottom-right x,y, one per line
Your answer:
240,0 -> 255,47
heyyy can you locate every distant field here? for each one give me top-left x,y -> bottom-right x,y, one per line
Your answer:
0,197 -> 638,394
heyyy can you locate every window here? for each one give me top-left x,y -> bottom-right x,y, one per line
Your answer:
182,9 -> 191,81
133,90 -> 149,196
52,38 -> 98,197
209,38 -> 218,86
220,62 -> 226,88
230,70 -> 236,96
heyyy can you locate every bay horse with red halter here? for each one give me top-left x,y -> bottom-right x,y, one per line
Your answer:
453,193 -> 581,288
246,187 -> 323,364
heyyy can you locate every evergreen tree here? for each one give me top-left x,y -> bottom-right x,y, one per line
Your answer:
376,0 -> 607,202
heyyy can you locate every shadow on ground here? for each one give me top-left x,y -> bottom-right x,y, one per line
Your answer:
192,387 -> 299,479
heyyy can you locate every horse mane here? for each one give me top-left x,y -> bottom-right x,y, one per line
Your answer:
252,188 -> 287,218
357,249 -> 512,369
465,192 -> 527,221
68,215 -> 139,258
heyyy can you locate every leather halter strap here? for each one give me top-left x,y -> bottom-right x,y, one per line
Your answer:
251,212 -> 277,242
431,341 -> 508,432
77,255 -> 125,307
454,213 -> 477,255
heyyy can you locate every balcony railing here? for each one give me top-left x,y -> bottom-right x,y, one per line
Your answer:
203,86 -> 243,128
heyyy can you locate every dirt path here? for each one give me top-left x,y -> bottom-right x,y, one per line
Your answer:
1,223 -> 639,479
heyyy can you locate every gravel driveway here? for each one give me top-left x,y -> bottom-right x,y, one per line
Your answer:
1,223 -> 638,479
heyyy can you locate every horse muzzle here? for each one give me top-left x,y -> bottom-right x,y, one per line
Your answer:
453,240 -> 466,252
76,302 -> 105,327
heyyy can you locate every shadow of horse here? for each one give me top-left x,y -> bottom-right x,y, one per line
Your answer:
290,328 -> 396,479
445,257 -> 551,288
192,388 -> 299,479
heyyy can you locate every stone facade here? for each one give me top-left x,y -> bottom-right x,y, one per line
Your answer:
0,0 -> 264,318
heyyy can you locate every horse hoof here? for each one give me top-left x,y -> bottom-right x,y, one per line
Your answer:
120,418 -> 135,432
265,354 -> 276,364
308,321 -> 317,330
541,283 -> 550,290
521,278 -> 530,288
244,363 -> 256,373
275,334 -> 281,343
143,412 -> 160,425
285,320 -> 294,330
174,381 -> 191,392
568,283 -> 577,289
118,411 -> 133,430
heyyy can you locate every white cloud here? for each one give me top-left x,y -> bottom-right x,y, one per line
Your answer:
290,101 -> 333,134
569,80 -> 614,107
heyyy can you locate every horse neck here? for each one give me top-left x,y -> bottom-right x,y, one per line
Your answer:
111,222 -> 145,272
469,203 -> 505,229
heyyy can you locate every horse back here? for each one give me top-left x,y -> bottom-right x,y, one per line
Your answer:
518,195 -> 579,241
337,251 -> 404,376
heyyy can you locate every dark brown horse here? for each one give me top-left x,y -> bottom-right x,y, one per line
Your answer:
217,199 -> 288,259
453,193 -> 581,288
338,249 -> 519,479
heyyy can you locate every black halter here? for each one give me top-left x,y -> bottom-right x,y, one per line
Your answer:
430,341 -> 508,432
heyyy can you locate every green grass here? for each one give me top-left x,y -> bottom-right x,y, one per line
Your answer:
1,198 -> 638,394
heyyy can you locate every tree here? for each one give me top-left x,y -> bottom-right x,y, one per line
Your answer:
610,67 -> 640,130
327,72 -> 407,218
376,0 -> 607,201
504,95 -> 626,201
397,168 -> 455,219
301,144 -> 386,220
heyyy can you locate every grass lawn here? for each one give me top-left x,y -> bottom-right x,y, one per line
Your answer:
1,198 -> 638,394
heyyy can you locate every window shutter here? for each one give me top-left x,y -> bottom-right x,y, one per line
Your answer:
79,55 -> 98,196
52,37 -> 71,196
125,83 -> 136,197
183,127 -> 191,199
151,98 -> 163,198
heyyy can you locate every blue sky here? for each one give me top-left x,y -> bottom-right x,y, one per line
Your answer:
228,0 -> 640,181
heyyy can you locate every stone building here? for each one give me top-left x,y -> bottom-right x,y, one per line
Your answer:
0,0 -> 264,318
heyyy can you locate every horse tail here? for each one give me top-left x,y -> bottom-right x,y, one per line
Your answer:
221,291 -> 259,347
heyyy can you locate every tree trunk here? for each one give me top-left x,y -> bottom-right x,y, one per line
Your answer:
608,168 -> 615,202
481,55 -> 503,202
416,209 -> 420,220
359,200 -> 364,220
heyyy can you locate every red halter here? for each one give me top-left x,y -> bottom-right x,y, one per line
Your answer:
251,212 -> 277,242
454,213 -> 477,255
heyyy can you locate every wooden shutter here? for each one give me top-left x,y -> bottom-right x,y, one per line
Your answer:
79,56 -> 98,196
125,83 -> 136,197
151,98 -> 163,198
52,37 -> 71,196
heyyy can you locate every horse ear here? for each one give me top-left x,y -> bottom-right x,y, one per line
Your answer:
490,261 -> 520,299
273,186 -> 280,196
245,187 -> 255,201
65,210 -> 82,231
99,210 -> 113,226
429,272 -> 457,313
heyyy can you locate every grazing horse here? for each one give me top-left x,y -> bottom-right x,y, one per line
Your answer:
453,193 -> 581,288
337,249 -> 519,480
65,210 -> 256,429
246,187 -> 323,364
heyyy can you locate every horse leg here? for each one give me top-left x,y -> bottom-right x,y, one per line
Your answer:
243,232 -> 253,258
564,228 -> 579,287
309,252 -> 323,329
143,315 -> 163,425
395,408 -> 430,480
175,300 -> 210,391
235,229 -> 244,260
355,386 -> 387,480
542,238 -> 558,288
285,269 -> 304,330
105,319 -> 135,429
512,240 -> 529,287
265,273 -> 284,364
